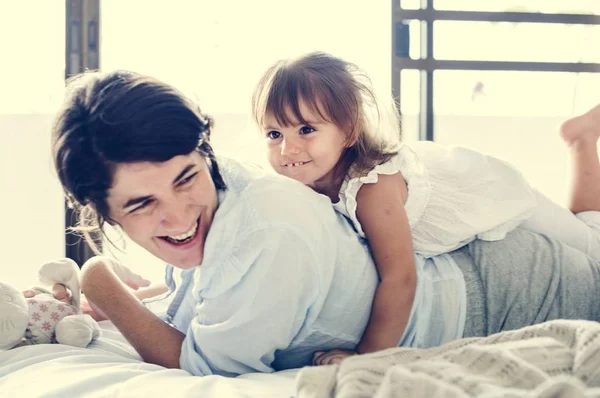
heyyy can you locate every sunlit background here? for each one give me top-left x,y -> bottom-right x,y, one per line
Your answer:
1,0 -> 598,288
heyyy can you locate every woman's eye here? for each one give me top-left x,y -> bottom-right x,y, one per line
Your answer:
130,200 -> 152,214
179,172 -> 198,186
300,126 -> 315,135
267,130 -> 281,139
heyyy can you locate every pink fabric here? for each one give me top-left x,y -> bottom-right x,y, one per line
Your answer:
27,296 -> 78,342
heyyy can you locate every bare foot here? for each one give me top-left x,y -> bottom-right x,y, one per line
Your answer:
560,104 -> 600,146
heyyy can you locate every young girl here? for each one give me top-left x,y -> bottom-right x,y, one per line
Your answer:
251,51 -> 600,365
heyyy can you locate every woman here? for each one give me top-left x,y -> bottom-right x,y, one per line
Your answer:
48,70 -> 600,376
51,70 -> 379,375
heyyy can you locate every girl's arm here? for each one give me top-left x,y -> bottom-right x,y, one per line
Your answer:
354,172 -> 416,354
80,259 -> 185,368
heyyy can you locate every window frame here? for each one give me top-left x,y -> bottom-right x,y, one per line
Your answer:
391,0 -> 600,141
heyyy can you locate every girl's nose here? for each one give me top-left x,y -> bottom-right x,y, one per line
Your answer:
281,138 -> 301,156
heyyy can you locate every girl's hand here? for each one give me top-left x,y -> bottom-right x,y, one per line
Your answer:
312,349 -> 357,366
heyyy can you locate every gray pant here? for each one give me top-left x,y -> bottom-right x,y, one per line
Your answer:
449,228 -> 600,338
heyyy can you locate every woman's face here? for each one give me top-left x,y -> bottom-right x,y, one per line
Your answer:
106,151 -> 218,269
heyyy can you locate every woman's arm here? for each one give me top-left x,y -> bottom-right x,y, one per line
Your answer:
81,259 -> 184,368
354,172 -> 417,354
135,283 -> 170,300
81,282 -> 169,321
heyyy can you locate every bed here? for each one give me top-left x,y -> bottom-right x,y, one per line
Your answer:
3,319 -> 600,397
296,319 -> 600,398
0,322 -> 298,398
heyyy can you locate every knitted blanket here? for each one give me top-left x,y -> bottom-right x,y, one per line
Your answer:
296,320 -> 600,398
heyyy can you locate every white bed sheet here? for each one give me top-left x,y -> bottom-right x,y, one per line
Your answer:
0,322 -> 299,398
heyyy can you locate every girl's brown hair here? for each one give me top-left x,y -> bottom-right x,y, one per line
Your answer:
252,51 -> 402,177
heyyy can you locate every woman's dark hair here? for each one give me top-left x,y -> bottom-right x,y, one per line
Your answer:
52,70 -> 225,251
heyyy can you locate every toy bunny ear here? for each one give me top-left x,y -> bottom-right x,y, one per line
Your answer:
38,258 -> 81,308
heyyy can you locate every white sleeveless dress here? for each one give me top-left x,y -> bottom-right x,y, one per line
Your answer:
333,141 -> 538,257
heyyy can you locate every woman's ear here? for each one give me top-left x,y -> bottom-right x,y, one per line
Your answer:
201,131 -> 211,143
102,210 -> 118,227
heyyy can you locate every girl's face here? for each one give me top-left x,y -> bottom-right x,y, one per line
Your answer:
106,151 -> 218,269
262,100 -> 348,192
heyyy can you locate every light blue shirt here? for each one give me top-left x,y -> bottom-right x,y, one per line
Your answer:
146,157 -> 466,377
400,253 -> 466,348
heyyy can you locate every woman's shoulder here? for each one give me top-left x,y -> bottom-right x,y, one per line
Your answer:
215,156 -> 269,191
217,156 -> 335,228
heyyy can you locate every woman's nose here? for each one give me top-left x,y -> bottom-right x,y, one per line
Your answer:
160,201 -> 189,232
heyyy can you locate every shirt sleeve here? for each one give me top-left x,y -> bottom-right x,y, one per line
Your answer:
179,226 -> 321,376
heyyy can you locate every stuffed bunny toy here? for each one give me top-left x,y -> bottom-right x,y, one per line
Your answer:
0,258 -> 100,350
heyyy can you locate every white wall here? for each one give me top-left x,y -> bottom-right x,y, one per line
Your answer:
1,3 -> 65,289
0,115 -> 66,289
2,1 -> 597,288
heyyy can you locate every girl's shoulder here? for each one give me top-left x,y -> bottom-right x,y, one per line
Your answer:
344,144 -> 423,192
334,144 -> 429,237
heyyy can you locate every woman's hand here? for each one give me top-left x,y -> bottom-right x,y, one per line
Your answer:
23,285 -> 73,305
83,256 -> 151,291
23,285 -> 108,321
312,349 -> 357,366
79,290 -> 109,321
23,257 -> 152,322
79,257 -> 155,321
78,258 -> 185,368
22,285 -> 71,305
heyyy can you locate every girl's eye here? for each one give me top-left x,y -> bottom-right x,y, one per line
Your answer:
179,172 -> 198,186
267,130 -> 281,139
299,126 -> 315,135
